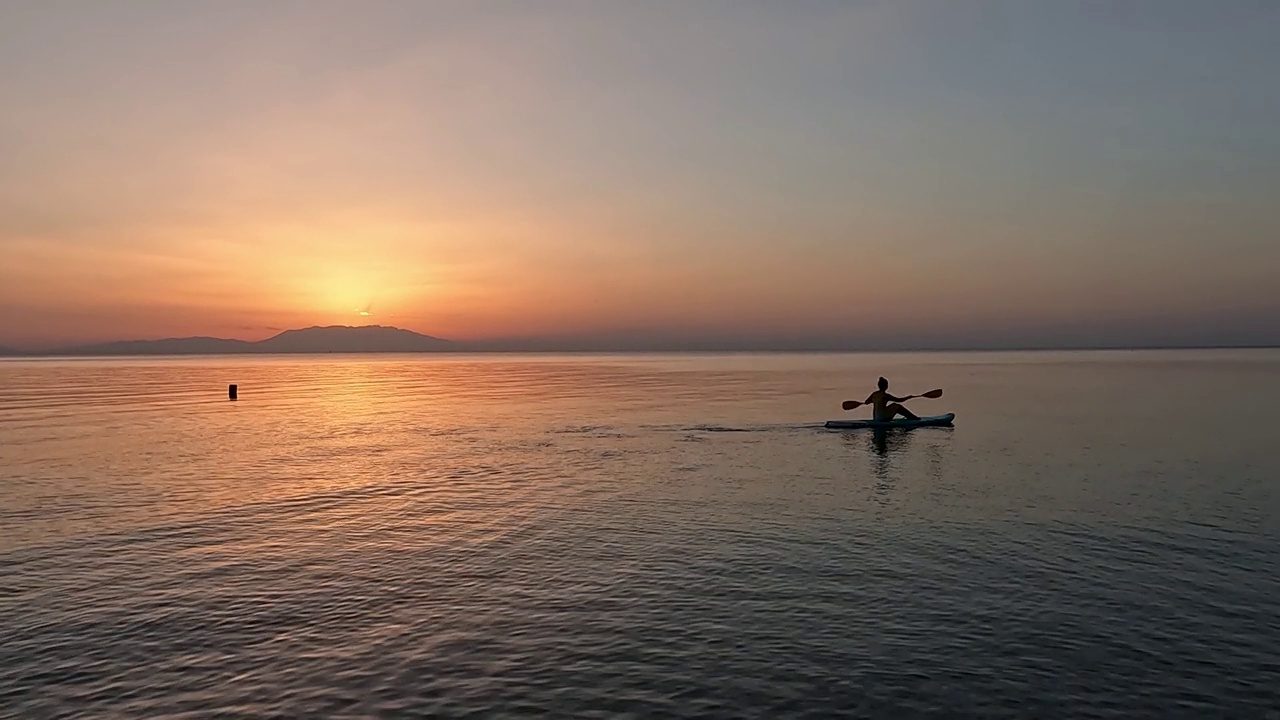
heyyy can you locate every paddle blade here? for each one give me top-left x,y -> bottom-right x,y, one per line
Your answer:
920,388 -> 943,399
842,400 -> 862,411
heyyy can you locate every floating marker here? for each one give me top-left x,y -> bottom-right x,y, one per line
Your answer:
229,384 -> 238,401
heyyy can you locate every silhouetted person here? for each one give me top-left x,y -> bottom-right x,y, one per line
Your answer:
862,377 -> 921,421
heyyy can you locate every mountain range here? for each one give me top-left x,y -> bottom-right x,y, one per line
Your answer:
6,324 -> 1278,356
49,326 -> 455,356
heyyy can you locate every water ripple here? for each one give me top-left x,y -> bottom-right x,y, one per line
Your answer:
2,352 -> 1279,717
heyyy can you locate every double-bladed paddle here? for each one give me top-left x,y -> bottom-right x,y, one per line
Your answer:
842,388 -> 942,411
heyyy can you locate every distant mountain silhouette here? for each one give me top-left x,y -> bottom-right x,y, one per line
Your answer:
257,326 -> 453,353
0,345 -> 24,356
60,337 -> 257,355
55,326 -> 455,355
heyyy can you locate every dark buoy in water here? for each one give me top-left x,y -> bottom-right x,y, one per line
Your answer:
229,384 -> 238,401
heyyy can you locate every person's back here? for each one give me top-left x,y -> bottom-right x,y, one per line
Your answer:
864,377 -> 920,422
865,388 -> 891,421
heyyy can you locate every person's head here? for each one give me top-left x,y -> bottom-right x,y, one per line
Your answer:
878,376 -> 888,391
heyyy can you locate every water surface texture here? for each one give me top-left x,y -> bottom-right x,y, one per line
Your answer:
3,351 -> 1279,718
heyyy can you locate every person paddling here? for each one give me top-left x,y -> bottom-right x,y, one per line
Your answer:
843,377 -> 941,421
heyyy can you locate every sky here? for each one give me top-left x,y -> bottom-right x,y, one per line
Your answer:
1,0 -> 1277,350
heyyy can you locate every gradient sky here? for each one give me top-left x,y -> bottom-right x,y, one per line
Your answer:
1,0 -> 1277,350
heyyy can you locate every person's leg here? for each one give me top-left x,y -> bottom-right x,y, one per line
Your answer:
887,403 -> 919,420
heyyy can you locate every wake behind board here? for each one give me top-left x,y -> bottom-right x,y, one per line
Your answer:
824,413 -> 955,430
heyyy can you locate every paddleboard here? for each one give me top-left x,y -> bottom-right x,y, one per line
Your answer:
824,413 -> 955,430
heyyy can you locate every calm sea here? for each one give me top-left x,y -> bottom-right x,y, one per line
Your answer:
2,350 -> 1278,718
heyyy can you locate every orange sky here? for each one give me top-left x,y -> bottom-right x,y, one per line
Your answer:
1,3 -> 1277,350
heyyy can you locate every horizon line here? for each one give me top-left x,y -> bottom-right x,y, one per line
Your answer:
3,324 -> 1277,356
3,344 -> 1277,359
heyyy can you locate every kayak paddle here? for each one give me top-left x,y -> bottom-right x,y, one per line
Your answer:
842,388 -> 943,411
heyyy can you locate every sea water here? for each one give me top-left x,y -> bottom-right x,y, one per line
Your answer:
2,350 -> 1278,718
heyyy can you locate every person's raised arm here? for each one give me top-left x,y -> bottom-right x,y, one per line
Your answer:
842,391 -> 880,411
